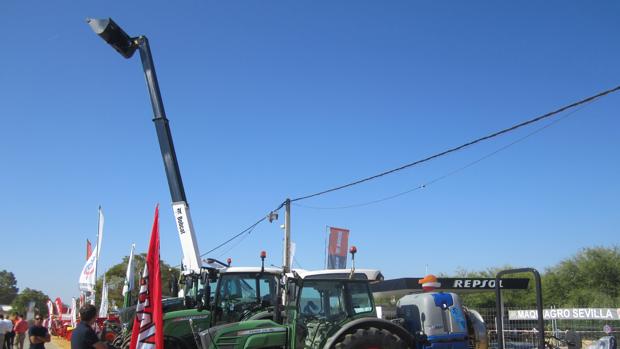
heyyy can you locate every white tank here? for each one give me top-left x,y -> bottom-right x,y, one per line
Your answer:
397,292 -> 469,349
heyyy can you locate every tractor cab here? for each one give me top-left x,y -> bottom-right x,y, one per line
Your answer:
284,269 -> 385,348
212,266 -> 282,325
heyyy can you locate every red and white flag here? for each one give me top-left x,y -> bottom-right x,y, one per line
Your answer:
54,297 -> 64,316
86,239 -> 92,260
130,205 -> 163,349
327,227 -> 349,269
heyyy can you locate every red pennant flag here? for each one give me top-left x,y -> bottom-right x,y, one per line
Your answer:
327,227 -> 349,269
130,205 -> 163,349
86,239 -> 92,260
54,297 -> 64,315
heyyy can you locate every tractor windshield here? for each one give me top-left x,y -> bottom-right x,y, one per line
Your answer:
298,280 -> 374,321
294,279 -> 375,347
214,272 -> 278,324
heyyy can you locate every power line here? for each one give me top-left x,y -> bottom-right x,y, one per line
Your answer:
292,104 -> 587,210
290,85 -> 620,203
200,201 -> 286,257
215,223 -> 259,259
200,216 -> 267,257
196,85 -> 619,257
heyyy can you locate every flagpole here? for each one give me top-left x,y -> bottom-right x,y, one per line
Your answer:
324,225 -> 328,269
93,206 -> 100,305
93,205 -> 104,305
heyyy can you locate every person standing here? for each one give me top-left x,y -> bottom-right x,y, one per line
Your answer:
0,314 -> 9,349
70,305 -> 106,349
28,315 -> 50,349
14,315 -> 29,349
5,314 -> 16,349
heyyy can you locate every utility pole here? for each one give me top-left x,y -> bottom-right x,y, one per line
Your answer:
283,198 -> 291,272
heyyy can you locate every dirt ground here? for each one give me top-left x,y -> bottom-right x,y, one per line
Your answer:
51,336 -> 71,349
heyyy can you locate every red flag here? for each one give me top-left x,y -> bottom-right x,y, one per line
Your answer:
327,227 -> 349,269
54,297 -> 64,315
130,205 -> 163,349
86,239 -> 92,260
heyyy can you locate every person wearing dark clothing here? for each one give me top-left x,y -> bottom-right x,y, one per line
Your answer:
70,305 -> 106,349
28,315 -> 50,349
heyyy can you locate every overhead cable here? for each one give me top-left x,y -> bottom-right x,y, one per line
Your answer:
200,201 -> 286,257
293,104 -> 587,210
291,85 -> 620,202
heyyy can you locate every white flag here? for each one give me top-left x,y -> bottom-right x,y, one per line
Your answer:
26,301 -> 36,321
46,300 -> 53,329
97,207 -> 104,260
79,245 -> 98,292
71,297 -> 77,327
122,244 -> 136,296
99,275 -> 108,317
289,241 -> 296,268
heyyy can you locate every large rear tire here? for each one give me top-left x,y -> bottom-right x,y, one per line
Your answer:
121,335 -> 131,349
334,327 -> 407,349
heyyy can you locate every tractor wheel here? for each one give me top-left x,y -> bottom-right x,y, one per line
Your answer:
112,335 -> 123,348
334,327 -> 407,349
121,335 -> 131,349
110,335 -> 123,349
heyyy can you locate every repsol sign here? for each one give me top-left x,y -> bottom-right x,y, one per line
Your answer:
440,278 -> 529,290
370,277 -> 529,294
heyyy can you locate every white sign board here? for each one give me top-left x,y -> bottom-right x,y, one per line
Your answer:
509,308 -> 620,320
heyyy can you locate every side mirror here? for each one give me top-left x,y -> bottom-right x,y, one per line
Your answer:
202,282 -> 211,311
183,275 -> 196,309
184,294 -> 195,308
170,275 -> 179,297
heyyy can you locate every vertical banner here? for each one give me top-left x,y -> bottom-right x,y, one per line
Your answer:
79,245 -> 98,292
86,239 -> 92,260
71,298 -> 77,327
54,298 -> 64,317
122,243 -> 136,308
96,207 -> 104,261
93,206 -> 105,305
130,205 -> 163,349
99,275 -> 109,318
26,301 -> 36,321
46,300 -> 54,329
327,227 -> 349,269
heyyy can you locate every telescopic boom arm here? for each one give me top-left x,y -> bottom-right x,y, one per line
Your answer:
87,18 -> 203,274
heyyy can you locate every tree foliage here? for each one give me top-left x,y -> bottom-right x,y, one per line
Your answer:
11,288 -> 50,317
543,246 -> 620,307
458,246 -> 620,309
95,253 -> 180,310
0,270 -> 19,304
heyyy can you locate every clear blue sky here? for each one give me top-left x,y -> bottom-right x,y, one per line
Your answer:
1,1 -> 619,304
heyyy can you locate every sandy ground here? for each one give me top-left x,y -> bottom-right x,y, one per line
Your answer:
50,336 -> 70,349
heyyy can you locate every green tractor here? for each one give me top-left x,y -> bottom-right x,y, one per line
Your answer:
116,255 -> 283,349
197,267 -> 416,349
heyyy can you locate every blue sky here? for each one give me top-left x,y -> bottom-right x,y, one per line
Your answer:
1,1 -> 619,303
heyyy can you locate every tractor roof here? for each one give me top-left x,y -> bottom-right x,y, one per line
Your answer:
219,266 -> 282,275
292,269 -> 383,281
